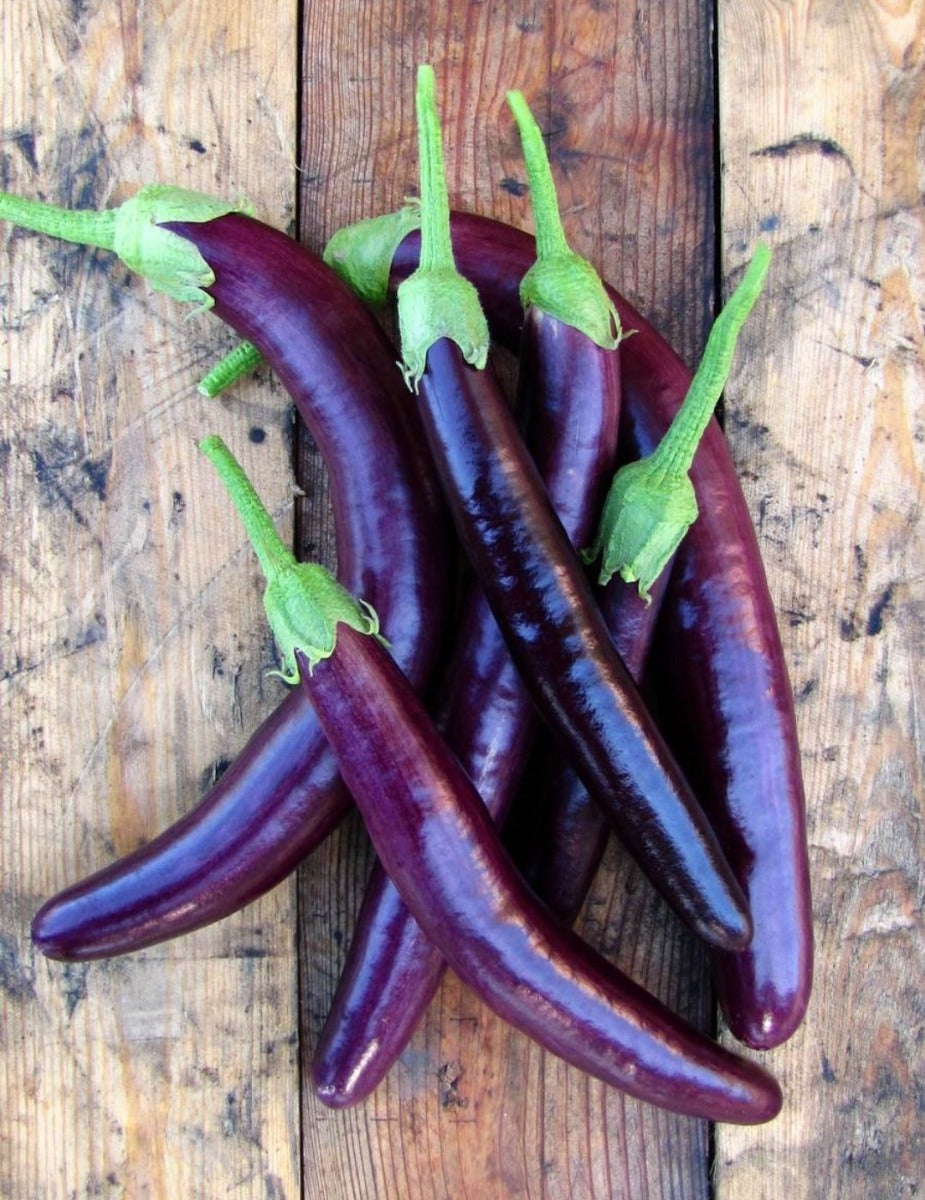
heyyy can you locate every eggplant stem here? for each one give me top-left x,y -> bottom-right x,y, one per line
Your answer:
415,65 -> 453,276
583,243 -> 772,597
507,92 -> 622,349
396,66 -> 489,387
0,192 -> 117,250
651,244 -> 772,477
198,338 -> 263,397
200,435 -> 381,681
0,184 -> 251,308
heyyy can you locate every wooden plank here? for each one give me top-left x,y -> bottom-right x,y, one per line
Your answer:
0,3 -> 301,1197
296,4 -> 721,1197
715,1 -> 925,1197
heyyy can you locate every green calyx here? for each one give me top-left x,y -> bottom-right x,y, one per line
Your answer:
323,202 -> 422,307
507,90 -> 623,349
396,64 -> 490,389
200,435 -> 382,680
582,460 -> 697,600
583,242 -> 772,599
0,183 -> 252,308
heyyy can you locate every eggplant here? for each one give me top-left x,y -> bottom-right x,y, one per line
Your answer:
363,207 -> 812,1050
0,190 -> 452,958
387,67 -> 751,953
202,432 -> 783,1125
311,89 -> 628,1107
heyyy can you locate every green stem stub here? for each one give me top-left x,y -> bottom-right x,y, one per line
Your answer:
583,243 -> 772,600
324,202 -> 422,307
507,89 -> 623,349
0,184 -> 252,308
396,64 -> 489,389
200,435 -> 381,680
198,338 -> 263,397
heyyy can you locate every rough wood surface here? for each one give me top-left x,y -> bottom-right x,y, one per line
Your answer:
714,2 -> 925,1198
1,1 -> 922,1198
0,3 -> 301,1198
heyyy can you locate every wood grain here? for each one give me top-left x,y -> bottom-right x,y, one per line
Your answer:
0,3 -> 300,1197
297,4 -> 720,1197
715,1 -> 925,1197
3,2 -> 921,1198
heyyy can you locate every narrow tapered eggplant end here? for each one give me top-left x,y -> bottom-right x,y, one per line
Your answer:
31,900 -> 75,961
719,1060 -> 784,1125
717,957 -> 813,1051
31,891 -> 117,962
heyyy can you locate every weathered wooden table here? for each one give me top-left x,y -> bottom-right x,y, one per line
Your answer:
1,2 -> 921,1197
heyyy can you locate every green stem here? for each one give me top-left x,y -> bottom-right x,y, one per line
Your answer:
0,183 -> 251,308
396,65 -> 489,387
200,436 -> 382,680
506,91 -> 621,348
200,435 -> 296,584
415,64 -> 454,275
198,339 -> 263,397
582,242 -> 772,598
649,243 -> 772,478
0,192 -> 117,250
506,91 -> 569,261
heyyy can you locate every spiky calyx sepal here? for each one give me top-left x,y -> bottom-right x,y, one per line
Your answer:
263,565 -> 382,681
397,267 -> 488,389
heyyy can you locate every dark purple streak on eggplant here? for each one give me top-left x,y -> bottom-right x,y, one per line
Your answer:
383,211 -> 812,1049
506,558 -> 672,925
203,432 -> 782,1125
14,193 -> 450,959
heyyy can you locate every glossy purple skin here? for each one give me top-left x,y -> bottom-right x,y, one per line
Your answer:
507,562 -> 672,926
410,337 -> 751,951
394,214 -> 812,1050
312,307 -> 622,1106
302,627 -> 782,1124
31,215 -> 450,960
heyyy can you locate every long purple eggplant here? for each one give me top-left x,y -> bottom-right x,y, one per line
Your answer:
384,67 -> 751,953
311,89 -> 627,1107
348,203 -> 811,1049
0,189 -> 452,959
202,433 -> 782,1125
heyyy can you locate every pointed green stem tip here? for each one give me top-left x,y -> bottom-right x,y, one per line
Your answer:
507,89 -> 623,349
396,64 -> 489,389
582,243 -> 772,600
0,184 -> 252,308
199,435 -> 381,680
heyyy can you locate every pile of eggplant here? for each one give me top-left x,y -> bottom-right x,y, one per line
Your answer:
3,67 -> 811,1124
